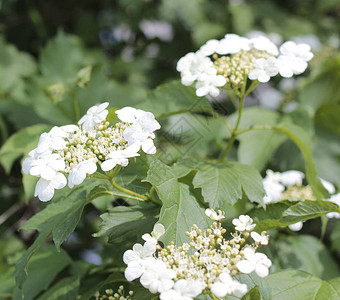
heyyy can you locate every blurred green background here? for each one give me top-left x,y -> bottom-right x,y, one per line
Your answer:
1,0 -> 340,298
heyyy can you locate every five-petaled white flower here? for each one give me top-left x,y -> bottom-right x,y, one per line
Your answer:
29,153 -> 65,180
277,41 -> 313,78
140,260 -> 175,294
123,241 -> 156,281
232,215 -> 256,231
248,57 -> 279,83
101,143 -> 140,171
68,159 -> 97,188
236,247 -> 272,277
78,102 -> 109,130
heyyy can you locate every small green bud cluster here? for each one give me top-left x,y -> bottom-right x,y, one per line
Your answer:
213,49 -> 272,91
94,286 -> 133,300
58,121 -> 128,173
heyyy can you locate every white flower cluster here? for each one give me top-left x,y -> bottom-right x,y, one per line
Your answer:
262,169 -> 340,231
22,103 -> 160,202
123,209 -> 271,300
177,33 -> 313,97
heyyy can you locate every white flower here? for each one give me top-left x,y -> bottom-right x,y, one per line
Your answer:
160,279 -> 205,300
123,241 -> 156,281
288,221 -> 304,231
232,215 -> 256,231
195,73 -> 226,97
101,143 -> 140,171
122,112 -> 160,154
251,231 -> 269,245
205,208 -> 225,221
262,178 -> 285,204
216,34 -> 250,55
248,57 -> 279,83
250,36 -> 279,56
68,159 -> 97,188
277,41 -> 313,77
236,247 -> 272,277
116,107 -> 146,124
140,260 -> 175,294
34,172 -> 67,202
36,125 -> 78,155
280,41 -> 313,62
142,223 -> 166,244
176,52 -> 214,86
29,153 -> 65,180
211,273 -> 247,298
199,39 -> 220,56
280,170 -> 305,186
78,102 -> 109,130
327,193 -> 340,219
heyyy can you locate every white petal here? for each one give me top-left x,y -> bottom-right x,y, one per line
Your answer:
125,266 -> 143,281
211,282 -> 228,298
34,178 -> 55,202
141,139 -> 156,154
101,159 -> 116,171
255,264 -> 269,277
123,250 -> 140,264
236,260 -> 256,274
288,221 -> 303,231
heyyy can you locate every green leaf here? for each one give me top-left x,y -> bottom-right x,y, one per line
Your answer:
263,270 -> 340,300
315,103 -> 340,135
314,128 -> 340,184
299,55 -> 340,111
234,271 -> 340,300
0,267 -> 15,295
0,37 -> 36,93
250,200 -> 340,231
192,161 -> 265,207
40,31 -> 84,82
15,179 -> 100,289
36,276 -> 80,300
275,235 -> 340,280
172,157 -> 265,208
0,124 -> 51,173
137,80 -> 213,119
93,205 -> 159,243
146,159 -> 210,245
14,245 -> 71,300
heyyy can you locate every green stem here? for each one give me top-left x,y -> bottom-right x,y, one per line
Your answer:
207,292 -> 221,300
219,95 -> 245,161
109,177 -> 148,201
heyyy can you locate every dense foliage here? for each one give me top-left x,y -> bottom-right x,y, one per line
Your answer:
1,0 -> 340,299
